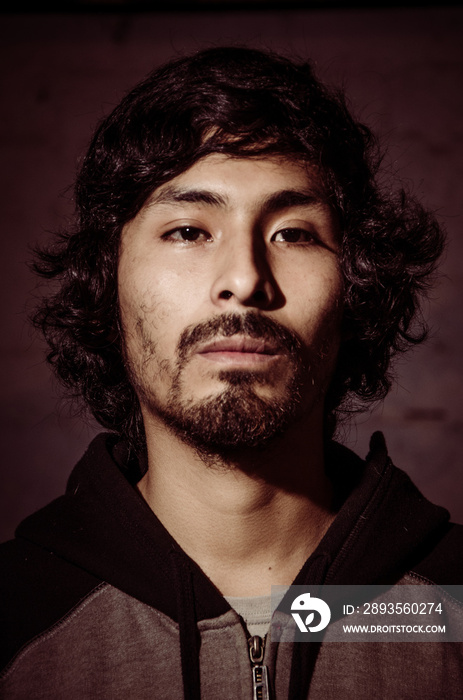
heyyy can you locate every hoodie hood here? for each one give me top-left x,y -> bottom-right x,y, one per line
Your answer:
16,431 -> 449,598
297,431 -> 450,587
13,431 -> 452,700
16,434 -> 230,625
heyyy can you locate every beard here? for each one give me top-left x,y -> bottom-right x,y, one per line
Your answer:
158,367 -> 305,453
127,311 -> 335,455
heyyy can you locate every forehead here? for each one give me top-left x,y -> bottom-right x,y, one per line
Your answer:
145,154 -> 327,210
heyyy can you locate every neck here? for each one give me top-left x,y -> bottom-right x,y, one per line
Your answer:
138,411 -> 335,596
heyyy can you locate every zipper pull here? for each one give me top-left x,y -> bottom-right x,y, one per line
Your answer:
248,635 -> 270,700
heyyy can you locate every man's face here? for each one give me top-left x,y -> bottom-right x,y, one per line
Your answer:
118,155 -> 343,451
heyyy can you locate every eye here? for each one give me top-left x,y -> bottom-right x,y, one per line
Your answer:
162,226 -> 211,243
271,228 -> 315,244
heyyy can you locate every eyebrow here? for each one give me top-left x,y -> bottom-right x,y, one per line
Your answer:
146,186 -> 325,214
147,186 -> 227,208
260,189 -> 324,215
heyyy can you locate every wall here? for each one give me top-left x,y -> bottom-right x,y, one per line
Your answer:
0,7 -> 462,541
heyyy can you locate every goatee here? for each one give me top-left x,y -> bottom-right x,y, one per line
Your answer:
148,312 -> 327,454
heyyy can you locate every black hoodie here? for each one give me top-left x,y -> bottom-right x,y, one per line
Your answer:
1,432 -> 462,699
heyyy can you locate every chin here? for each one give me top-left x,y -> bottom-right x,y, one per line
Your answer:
154,378 -> 308,453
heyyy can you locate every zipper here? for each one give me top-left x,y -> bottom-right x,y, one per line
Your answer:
248,635 -> 270,700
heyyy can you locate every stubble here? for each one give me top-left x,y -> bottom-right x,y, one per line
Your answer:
125,311 -> 337,457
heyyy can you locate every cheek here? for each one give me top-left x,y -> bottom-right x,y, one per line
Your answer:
118,259 -> 199,362
285,261 -> 343,337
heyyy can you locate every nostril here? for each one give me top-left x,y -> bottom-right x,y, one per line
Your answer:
219,290 -> 233,300
253,289 -> 267,303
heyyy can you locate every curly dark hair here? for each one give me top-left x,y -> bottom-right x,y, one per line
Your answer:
33,46 -> 445,447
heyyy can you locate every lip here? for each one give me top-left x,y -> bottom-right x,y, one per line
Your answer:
196,336 -> 282,366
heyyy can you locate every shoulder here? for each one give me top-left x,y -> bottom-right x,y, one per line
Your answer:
0,536 -> 102,673
410,521 -> 463,585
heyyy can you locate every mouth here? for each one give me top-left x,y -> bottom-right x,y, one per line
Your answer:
196,336 -> 282,366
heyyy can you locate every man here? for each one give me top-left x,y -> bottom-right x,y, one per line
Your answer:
1,46 -> 462,699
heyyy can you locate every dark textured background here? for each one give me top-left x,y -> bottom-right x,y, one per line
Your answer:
1,7 -> 462,542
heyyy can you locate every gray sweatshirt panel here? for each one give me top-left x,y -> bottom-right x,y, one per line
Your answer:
5,576 -> 461,699
1,584 -> 253,700
309,639 -> 463,699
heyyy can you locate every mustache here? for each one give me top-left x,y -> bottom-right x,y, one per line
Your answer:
177,312 -> 305,362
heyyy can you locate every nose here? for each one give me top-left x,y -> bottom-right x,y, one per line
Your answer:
210,233 -> 277,309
